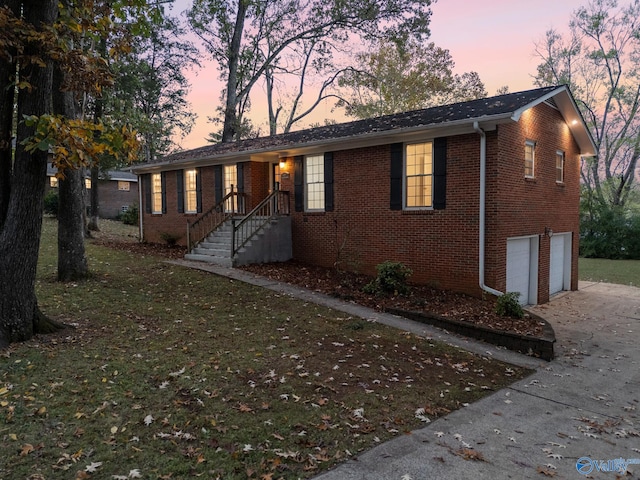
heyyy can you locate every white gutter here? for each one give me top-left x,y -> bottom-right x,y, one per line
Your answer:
137,174 -> 143,243
474,121 -> 502,297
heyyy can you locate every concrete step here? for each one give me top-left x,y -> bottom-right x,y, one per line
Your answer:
184,253 -> 233,268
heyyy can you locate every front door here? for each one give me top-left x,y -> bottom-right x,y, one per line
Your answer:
224,164 -> 238,212
272,163 -> 281,192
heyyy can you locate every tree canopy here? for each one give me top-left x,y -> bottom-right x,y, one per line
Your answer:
187,0 -> 434,142
337,39 -> 487,119
534,0 -> 640,259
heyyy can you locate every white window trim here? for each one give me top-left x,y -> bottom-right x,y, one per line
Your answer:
404,141 -> 434,210
525,140 -> 536,179
555,150 -> 565,184
151,173 -> 162,214
304,154 -> 325,212
184,169 -> 198,214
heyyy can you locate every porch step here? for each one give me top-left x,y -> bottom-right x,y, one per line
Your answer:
184,253 -> 233,268
186,215 -> 292,267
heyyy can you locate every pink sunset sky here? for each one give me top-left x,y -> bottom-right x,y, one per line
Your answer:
170,0 -> 586,150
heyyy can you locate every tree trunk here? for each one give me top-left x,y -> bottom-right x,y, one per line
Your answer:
87,165 -> 100,231
221,0 -> 247,143
53,53 -> 88,281
0,0 -> 21,228
57,168 -> 88,280
0,0 -> 62,348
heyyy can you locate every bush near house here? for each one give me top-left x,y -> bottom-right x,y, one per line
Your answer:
43,190 -> 58,216
117,203 -> 139,225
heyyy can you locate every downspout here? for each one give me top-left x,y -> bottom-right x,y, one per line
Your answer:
137,174 -> 143,243
474,121 -> 502,297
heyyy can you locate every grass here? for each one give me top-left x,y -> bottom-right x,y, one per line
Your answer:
579,257 -> 640,286
1,218 -> 531,480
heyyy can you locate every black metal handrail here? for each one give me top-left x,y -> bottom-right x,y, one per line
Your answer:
187,186 -> 246,252
231,189 -> 290,257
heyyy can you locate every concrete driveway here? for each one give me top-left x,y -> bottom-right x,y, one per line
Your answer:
313,282 -> 640,479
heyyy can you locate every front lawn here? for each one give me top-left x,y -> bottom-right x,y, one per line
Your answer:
579,257 -> 640,286
0,218 -> 531,479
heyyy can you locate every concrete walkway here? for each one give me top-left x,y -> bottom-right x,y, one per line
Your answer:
170,260 -> 640,479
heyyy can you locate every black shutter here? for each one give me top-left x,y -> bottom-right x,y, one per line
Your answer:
236,162 -> 244,193
390,143 -> 403,210
196,168 -> 202,213
176,170 -> 184,213
433,137 -> 447,210
294,155 -> 303,212
161,172 -> 167,214
214,165 -> 223,204
143,174 -> 151,214
324,152 -> 334,212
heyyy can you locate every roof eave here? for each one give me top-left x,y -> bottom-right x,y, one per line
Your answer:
131,113 -> 515,174
511,85 -> 597,156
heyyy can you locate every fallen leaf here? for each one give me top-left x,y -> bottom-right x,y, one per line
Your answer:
84,461 -> 103,473
20,444 -> 34,456
537,466 -> 557,477
454,448 -> 485,462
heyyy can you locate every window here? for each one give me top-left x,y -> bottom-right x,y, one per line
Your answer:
151,173 -> 162,214
524,140 -> 535,178
118,181 -> 130,191
184,169 -> 198,213
50,177 -> 58,188
304,154 -> 325,211
556,151 -> 564,183
85,178 -> 92,189
121,205 -> 129,213
405,142 -> 433,208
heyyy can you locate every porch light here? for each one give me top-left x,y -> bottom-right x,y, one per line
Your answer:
279,160 -> 287,170
544,226 -> 554,237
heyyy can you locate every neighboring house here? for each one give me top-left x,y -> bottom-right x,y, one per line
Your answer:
132,86 -> 596,305
46,165 -> 139,219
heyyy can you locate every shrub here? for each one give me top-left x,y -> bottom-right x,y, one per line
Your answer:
363,261 -> 412,296
495,292 -> 524,319
43,191 -> 59,216
120,204 -> 139,225
159,232 -> 181,247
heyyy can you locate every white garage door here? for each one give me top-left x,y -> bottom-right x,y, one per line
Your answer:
507,237 -> 537,305
549,233 -> 571,296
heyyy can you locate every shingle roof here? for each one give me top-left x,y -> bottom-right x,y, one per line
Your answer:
138,85 -> 591,169
47,164 -> 138,182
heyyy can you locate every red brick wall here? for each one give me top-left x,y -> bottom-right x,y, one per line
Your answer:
97,180 -> 139,218
141,162 -> 272,244
489,103 -> 581,303
45,178 -> 138,219
141,102 -> 581,303
278,103 -> 580,301
279,138 -> 483,297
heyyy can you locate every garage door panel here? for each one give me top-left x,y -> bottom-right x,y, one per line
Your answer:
549,233 -> 571,296
507,238 -> 530,305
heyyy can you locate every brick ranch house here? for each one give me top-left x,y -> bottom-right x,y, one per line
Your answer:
46,164 -> 139,219
132,86 -> 595,305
